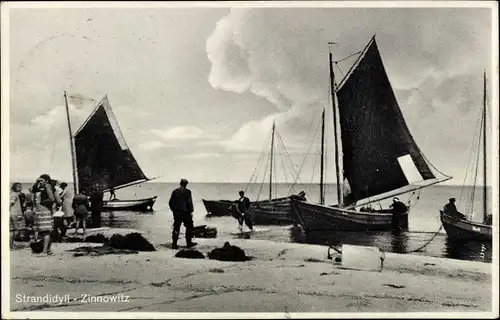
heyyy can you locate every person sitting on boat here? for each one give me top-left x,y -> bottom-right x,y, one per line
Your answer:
443,198 -> 467,220
290,191 -> 307,202
484,214 -> 492,225
235,190 -> 253,232
168,178 -> 197,250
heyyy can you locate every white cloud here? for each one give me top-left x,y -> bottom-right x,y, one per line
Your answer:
204,8 -> 493,185
139,140 -> 164,151
151,126 -> 218,141
176,152 -> 222,160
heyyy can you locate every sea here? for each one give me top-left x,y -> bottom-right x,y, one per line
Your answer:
18,182 -> 493,263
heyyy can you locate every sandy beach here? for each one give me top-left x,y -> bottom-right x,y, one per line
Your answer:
7,232 -> 494,316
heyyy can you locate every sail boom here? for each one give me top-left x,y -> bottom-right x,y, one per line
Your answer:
346,176 -> 453,209
101,177 -> 159,193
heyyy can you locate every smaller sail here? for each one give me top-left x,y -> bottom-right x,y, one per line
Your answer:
74,96 -> 148,195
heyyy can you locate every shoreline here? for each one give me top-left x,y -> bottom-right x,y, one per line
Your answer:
7,231 -> 494,315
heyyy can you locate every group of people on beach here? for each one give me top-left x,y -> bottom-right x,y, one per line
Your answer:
9,174 -> 106,255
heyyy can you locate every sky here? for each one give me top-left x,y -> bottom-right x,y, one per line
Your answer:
4,2 -> 497,186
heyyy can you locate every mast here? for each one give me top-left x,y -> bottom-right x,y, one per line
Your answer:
64,91 -> 79,194
269,120 -> 276,200
320,108 -> 326,204
329,47 -> 343,206
482,70 -> 487,223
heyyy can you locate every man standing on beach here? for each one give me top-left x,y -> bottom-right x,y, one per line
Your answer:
168,179 -> 196,250
235,190 -> 253,232
390,197 -> 408,230
89,183 -> 103,228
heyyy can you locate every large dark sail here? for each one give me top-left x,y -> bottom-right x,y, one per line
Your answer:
74,96 -> 148,195
336,37 -> 436,203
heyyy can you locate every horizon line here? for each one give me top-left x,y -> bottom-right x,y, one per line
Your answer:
9,180 -> 492,188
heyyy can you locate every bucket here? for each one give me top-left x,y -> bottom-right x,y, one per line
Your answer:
341,244 -> 384,272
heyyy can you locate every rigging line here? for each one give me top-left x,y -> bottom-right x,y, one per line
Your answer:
419,149 -> 451,179
334,63 -> 345,77
333,50 -> 362,64
309,133 -> 322,186
276,134 -> 294,192
244,141 -> 268,193
275,130 -> 302,185
288,117 -> 323,193
287,107 -> 323,189
256,136 -> 272,201
67,95 -> 98,103
250,125 -> 274,197
283,107 -> 323,182
459,103 -> 484,208
256,159 -> 268,202
469,110 -> 485,218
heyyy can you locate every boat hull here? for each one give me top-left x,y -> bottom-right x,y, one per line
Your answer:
440,211 -> 492,242
251,196 -> 295,225
292,199 -> 405,232
102,196 -> 157,212
203,196 -> 297,225
202,199 -> 234,217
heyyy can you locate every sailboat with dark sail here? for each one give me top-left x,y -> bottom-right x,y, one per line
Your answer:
292,35 -> 451,232
203,121 -> 305,224
64,93 -> 157,212
440,71 -> 492,242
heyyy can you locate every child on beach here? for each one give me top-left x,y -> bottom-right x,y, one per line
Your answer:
10,182 -> 25,249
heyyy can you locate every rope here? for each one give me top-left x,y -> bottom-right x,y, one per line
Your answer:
334,64 -> 345,77
334,50 -> 362,64
253,126 -> 274,200
243,147 -> 265,194
256,150 -> 270,202
402,224 -> 444,253
68,95 -> 98,103
459,100 -> 484,215
276,131 -> 302,185
276,137 -> 294,193
288,115 -> 323,193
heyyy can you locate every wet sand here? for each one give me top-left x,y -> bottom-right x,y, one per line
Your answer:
8,235 -> 494,315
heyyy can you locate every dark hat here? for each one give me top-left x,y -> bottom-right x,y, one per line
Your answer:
239,190 -> 244,195
449,197 -> 456,202
39,174 -> 51,181
180,178 -> 189,185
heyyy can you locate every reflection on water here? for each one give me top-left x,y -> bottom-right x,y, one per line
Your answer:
390,231 -> 409,253
444,238 -> 492,262
95,211 -> 492,264
290,228 -> 492,263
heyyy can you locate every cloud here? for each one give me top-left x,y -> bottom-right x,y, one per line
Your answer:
139,140 -> 164,151
205,7 -> 492,183
151,126 -> 218,142
176,152 -> 222,160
